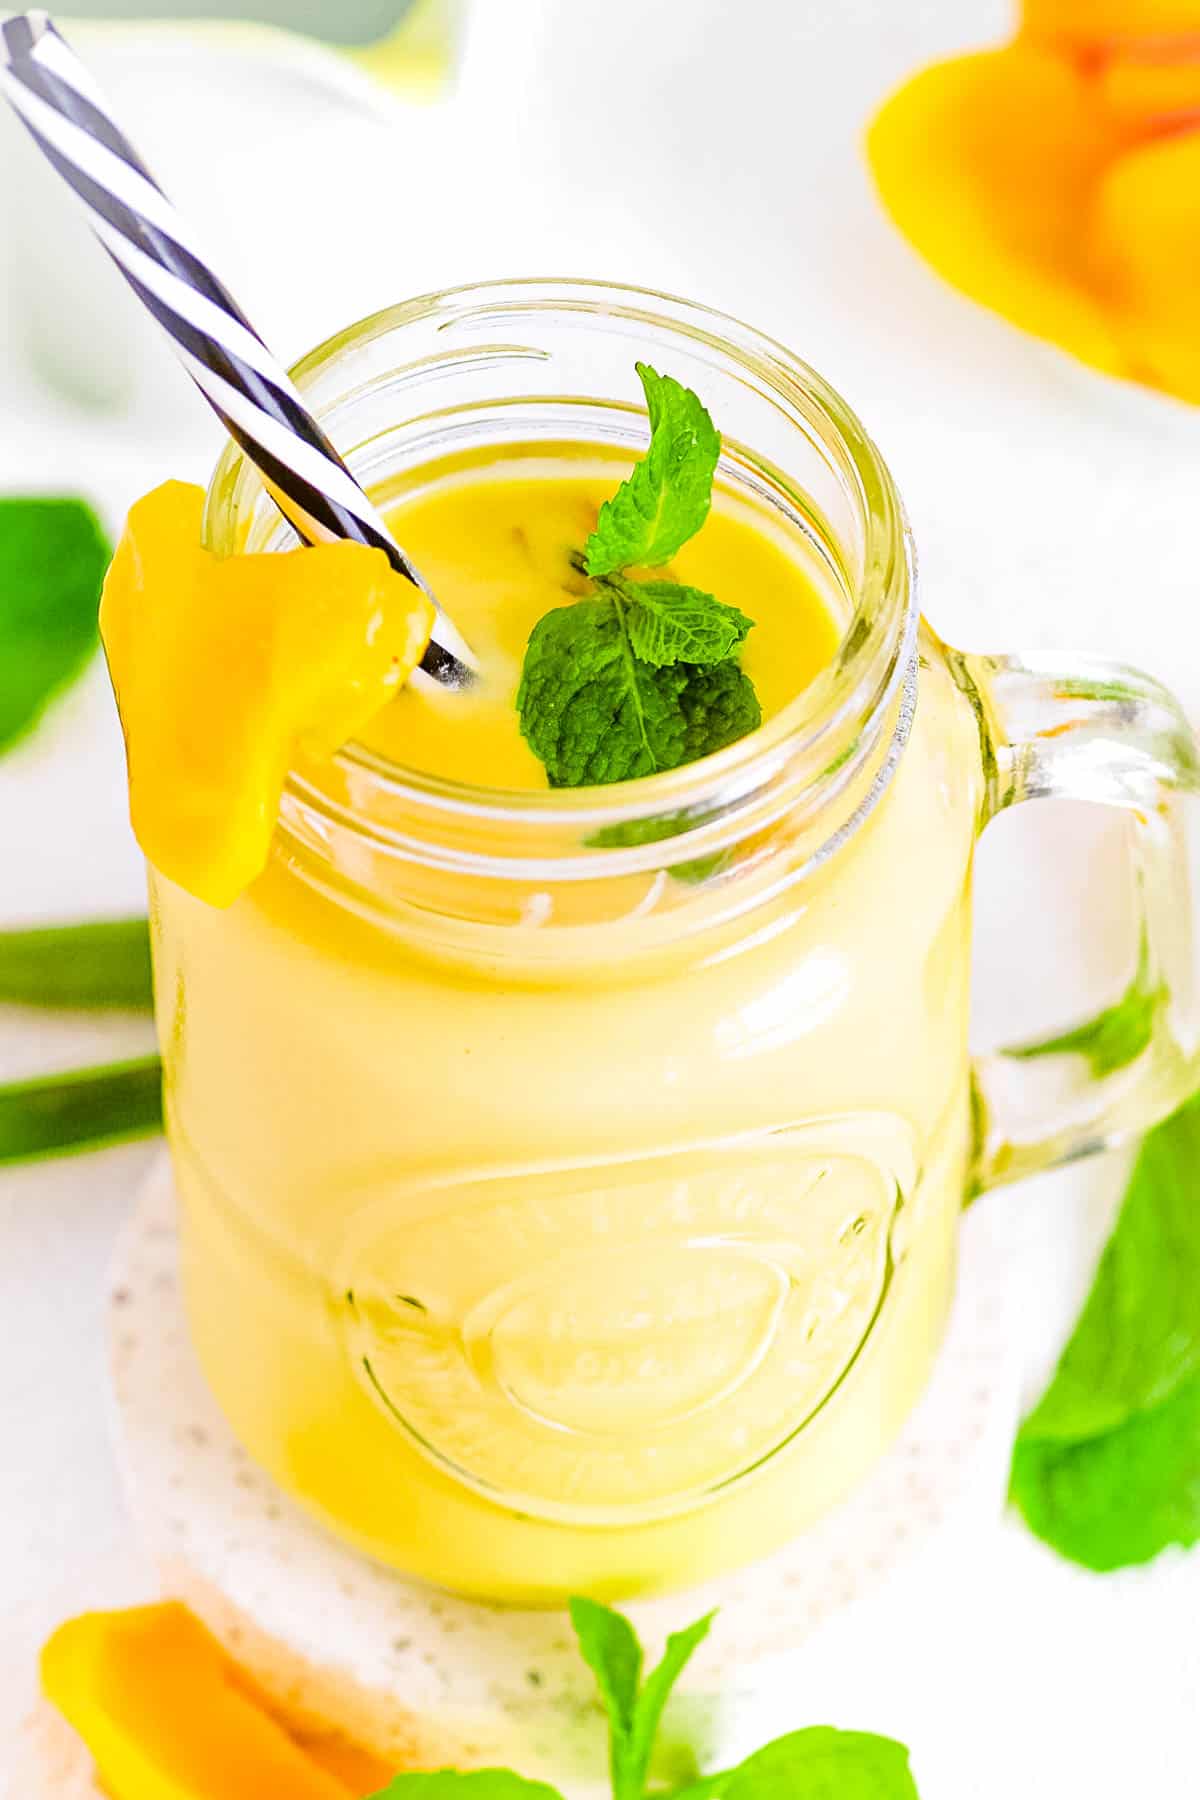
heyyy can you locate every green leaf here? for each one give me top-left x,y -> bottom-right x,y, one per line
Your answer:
0,919 -> 153,1011
1011,1367 -> 1200,1571
569,1599 -> 712,1800
0,497 -> 110,752
1004,936 -> 1163,1078
616,577 -> 752,669
517,597 -> 760,788
626,1613 -> 713,1794
0,1055 -> 162,1166
1020,1092 -> 1200,1444
368,1775 -> 563,1800
584,365 -> 720,577
678,1728 -> 920,1799
569,1598 -> 642,1747
1010,1091 -> 1200,1568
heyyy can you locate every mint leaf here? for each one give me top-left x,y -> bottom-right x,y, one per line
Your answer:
584,365 -> 719,577
679,1727 -> 920,1799
369,1776 -> 562,1800
1010,1092 -> 1200,1568
1011,1369 -> 1200,1571
0,1055 -> 162,1167
0,497 -> 110,751
569,1598 -> 712,1800
517,597 -> 760,787
614,577 -> 752,669
568,1599 -> 641,1745
1004,937 -> 1163,1079
625,1613 -> 713,1791
0,919 -> 153,1011
1021,1092 -> 1200,1444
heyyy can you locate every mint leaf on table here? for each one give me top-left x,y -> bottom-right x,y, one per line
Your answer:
369,1775 -> 563,1799
678,1727 -> 920,1799
584,364 -> 720,577
0,497 -> 110,751
0,1055 -> 162,1166
0,919 -> 153,1011
518,598 -> 760,787
614,576 -> 752,669
368,1604 -> 921,1800
1011,1368 -> 1200,1572
1010,1091 -> 1200,1568
1004,935 -> 1163,1079
569,1597 -> 713,1800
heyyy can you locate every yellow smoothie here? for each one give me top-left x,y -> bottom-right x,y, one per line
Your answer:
151,446 -> 981,1603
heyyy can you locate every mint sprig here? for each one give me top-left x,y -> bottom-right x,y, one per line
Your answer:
569,1597 -> 713,1800
517,366 -> 761,788
1010,1089 -> 1200,1568
369,1601 -> 919,1799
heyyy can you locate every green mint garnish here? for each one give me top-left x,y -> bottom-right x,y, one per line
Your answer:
0,496 -> 110,752
519,599 -> 760,786
611,574 -> 752,669
517,366 -> 761,788
1010,1090 -> 1200,1568
583,364 -> 720,576
369,1601 -> 921,1798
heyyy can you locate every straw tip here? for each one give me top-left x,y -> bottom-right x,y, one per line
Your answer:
2,11 -> 55,66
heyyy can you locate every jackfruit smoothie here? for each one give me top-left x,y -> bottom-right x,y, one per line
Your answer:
104,284 -> 1196,1605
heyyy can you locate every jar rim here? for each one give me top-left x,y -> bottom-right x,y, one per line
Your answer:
205,276 -> 917,883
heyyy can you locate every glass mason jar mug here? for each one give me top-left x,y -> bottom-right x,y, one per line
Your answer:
152,281 -> 1199,1606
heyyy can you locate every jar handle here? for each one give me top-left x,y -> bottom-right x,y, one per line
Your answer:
950,646 -> 1200,1196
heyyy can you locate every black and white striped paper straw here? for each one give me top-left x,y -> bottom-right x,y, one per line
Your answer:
0,9 -> 475,689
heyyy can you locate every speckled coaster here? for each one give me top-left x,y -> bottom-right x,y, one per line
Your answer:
88,1158 -> 1017,1796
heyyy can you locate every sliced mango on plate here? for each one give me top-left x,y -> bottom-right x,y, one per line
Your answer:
41,1603 -> 392,1798
867,44 -> 1123,376
866,4 -> 1200,404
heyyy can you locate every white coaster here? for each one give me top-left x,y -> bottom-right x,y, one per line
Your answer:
86,1157 -> 1020,1794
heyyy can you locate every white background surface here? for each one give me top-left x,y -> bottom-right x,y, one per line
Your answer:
2,1 -> 1199,1793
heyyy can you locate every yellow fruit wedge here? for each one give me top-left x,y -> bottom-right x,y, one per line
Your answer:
867,45 -> 1123,378
1088,128 -> 1200,404
41,1603 -> 392,1798
1021,0 -> 1200,45
100,483 -> 434,908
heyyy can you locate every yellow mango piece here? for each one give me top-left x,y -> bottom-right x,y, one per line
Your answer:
1021,0 -> 1200,48
1097,54 -> 1200,135
867,45 -> 1124,376
41,1603 -> 378,1799
100,482 -> 434,908
1087,127 -> 1200,403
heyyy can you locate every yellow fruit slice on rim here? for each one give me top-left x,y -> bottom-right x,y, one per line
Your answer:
101,481 -> 434,908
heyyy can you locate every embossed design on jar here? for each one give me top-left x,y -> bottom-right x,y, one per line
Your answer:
336,1115 -> 916,1526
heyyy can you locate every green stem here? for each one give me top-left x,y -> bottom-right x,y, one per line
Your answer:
0,918 -> 154,1011
0,1056 -> 163,1166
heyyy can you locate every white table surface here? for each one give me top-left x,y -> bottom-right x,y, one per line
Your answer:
2,2 -> 1200,1794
